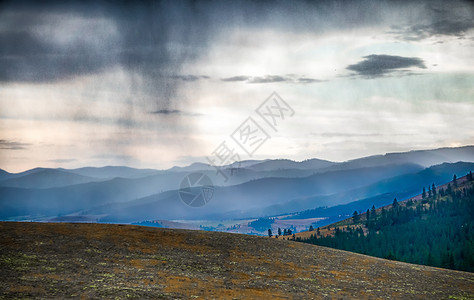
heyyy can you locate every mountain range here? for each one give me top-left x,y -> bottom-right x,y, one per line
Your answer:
0,146 -> 473,226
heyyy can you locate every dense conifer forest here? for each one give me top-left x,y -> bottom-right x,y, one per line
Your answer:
301,172 -> 474,272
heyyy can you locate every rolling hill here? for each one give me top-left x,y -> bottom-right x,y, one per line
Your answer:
0,222 -> 473,299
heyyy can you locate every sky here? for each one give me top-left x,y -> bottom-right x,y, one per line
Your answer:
0,0 -> 473,172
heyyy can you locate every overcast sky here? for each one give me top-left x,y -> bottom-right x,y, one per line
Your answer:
0,0 -> 473,172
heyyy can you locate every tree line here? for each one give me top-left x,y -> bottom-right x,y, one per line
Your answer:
300,172 -> 474,272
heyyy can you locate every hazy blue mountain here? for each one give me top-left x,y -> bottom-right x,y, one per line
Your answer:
166,162 -> 214,173
0,167 -> 323,220
219,163 -> 422,205
0,169 -> 11,181
287,193 -> 398,220
186,162 -> 474,221
0,169 -> 101,189
246,158 -> 336,171
226,159 -> 268,168
332,146 -> 474,170
63,166 -> 159,179
3,145 -> 472,185
1,146 -> 472,222
91,163 -> 423,222
0,172 -> 188,220
0,167 -> 50,181
250,161 -> 474,219
0,162 -> 422,221
236,146 -> 473,175
0,166 -> 160,183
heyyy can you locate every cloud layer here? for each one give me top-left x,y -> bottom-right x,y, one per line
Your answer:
0,140 -> 29,150
221,75 -> 321,84
346,55 -> 426,78
0,0 -> 473,172
390,6 -> 474,41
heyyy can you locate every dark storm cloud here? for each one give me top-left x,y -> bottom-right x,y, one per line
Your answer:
0,139 -> 29,150
221,75 -> 322,84
390,3 -> 474,41
170,75 -> 209,82
0,2 -> 227,84
0,30 -> 114,82
0,4 -> 117,83
248,75 -> 287,84
221,76 -> 251,82
150,109 -> 201,116
0,0 -> 217,109
296,77 -> 323,84
151,109 -> 182,115
346,55 -> 426,78
421,19 -> 474,37
0,0 -> 407,84
0,0 -> 455,110
392,20 -> 474,41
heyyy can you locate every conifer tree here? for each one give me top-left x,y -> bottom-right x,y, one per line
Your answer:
352,211 -> 360,223
393,198 -> 398,208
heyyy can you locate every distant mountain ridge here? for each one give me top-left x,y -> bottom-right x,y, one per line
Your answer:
1,145 -> 472,182
206,161 -> 474,220
0,146 -> 473,222
340,145 -> 474,168
245,158 -> 336,171
86,162 -> 474,222
0,169 -> 102,189
59,166 -> 159,179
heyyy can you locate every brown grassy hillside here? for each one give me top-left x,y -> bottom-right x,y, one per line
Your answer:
1,222 -> 473,299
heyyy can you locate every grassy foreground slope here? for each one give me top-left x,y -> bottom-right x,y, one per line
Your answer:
1,222 -> 473,299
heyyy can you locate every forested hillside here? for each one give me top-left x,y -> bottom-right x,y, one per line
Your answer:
301,172 -> 474,272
